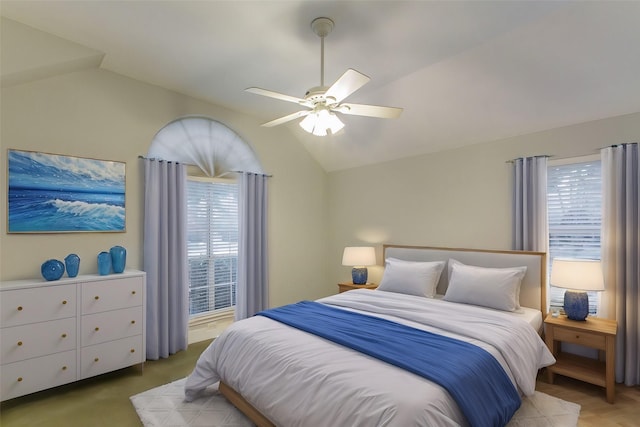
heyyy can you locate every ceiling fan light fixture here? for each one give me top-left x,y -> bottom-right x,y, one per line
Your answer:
300,109 -> 344,136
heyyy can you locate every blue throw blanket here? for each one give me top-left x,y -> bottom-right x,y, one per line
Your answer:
257,301 -> 521,427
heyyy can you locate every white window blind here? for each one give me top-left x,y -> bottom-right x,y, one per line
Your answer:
547,158 -> 602,314
187,178 -> 239,317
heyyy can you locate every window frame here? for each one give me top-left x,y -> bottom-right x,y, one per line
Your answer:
186,174 -> 239,323
547,154 -> 602,315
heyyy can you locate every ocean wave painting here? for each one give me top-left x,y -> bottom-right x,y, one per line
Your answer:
8,150 -> 126,233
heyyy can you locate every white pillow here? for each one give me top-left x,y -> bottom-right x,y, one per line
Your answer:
446,259 -> 527,308
443,259 -> 527,311
377,258 -> 445,298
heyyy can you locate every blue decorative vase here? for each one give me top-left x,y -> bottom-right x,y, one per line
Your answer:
110,245 -> 126,274
352,267 -> 368,285
41,259 -> 65,281
64,253 -> 80,278
564,290 -> 589,321
97,251 -> 111,276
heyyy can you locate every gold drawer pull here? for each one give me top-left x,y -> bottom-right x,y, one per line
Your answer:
130,320 -> 136,324
17,377 -> 23,382
94,296 -> 100,300
17,341 -> 23,346
94,358 -> 99,362
131,291 -> 136,295
17,306 -> 23,311
61,333 -> 67,338
62,366 -> 67,371
62,300 -> 67,305
130,349 -> 135,353
94,327 -> 100,332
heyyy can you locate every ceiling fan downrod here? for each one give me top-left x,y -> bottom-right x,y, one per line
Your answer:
311,17 -> 334,88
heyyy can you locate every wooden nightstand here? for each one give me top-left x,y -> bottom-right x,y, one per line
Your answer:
337,282 -> 378,293
544,314 -> 617,403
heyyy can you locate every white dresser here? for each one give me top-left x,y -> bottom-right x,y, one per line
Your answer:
0,270 -> 146,401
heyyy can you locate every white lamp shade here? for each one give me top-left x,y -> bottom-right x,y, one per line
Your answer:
342,247 -> 376,267
550,258 -> 605,291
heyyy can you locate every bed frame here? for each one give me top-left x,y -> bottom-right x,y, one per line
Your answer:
219,245 -> 547,427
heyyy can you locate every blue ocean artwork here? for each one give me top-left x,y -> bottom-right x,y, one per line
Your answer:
8,150 -> 126,232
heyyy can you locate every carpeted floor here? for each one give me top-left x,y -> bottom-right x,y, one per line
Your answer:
131,378 -> 581,427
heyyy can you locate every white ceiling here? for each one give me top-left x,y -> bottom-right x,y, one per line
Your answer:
2,1 -> 640,171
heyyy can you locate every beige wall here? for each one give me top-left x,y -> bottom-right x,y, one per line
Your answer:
328,112 -> 640,286
3,20 -> 638,306
0,67 -> 331,307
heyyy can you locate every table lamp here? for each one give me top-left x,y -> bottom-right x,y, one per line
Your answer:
550,258 -> 605,321
342,247 -> 376,285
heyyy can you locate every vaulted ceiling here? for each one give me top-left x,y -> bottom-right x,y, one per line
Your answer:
2,1 -> 639,171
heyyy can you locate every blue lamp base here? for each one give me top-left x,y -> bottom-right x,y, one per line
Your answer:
564,290 -> 589,321
352,267 -> 368,285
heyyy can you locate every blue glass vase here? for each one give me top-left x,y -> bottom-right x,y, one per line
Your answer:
64,253 -> 80,278
110,245 -> 126,274
41,259 -> 65,281
97,251 -> 111,275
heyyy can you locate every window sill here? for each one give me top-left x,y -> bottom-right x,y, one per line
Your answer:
188,309 -> 234,344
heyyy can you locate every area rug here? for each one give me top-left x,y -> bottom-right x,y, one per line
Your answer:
131,378 -> 581,427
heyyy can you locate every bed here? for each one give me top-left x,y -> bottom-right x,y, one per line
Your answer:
184,245 -> 555,427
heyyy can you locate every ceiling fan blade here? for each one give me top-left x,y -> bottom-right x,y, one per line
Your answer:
337,103 -> 403,119
246,87 -> 307,105
261,110 -> 311,127
325,69 -> 370,103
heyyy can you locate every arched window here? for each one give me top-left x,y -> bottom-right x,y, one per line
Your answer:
148,116 -> 263,177
148,117 -> 262,318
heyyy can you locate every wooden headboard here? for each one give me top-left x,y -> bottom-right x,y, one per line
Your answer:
383,245 -> 547,316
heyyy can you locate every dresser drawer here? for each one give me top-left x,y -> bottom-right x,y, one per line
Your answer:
1,317 -> 77,364
81,277 -> 143,314
554,327 -> 606,349
0,350 -> 77,401
80,335 -> 144,379
1,285 -> 76,327
81,307 -> 143,347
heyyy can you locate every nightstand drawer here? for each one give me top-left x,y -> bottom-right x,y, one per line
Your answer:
554,327 -> 606,349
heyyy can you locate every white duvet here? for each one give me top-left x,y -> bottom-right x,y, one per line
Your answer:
185,290 -> 555,426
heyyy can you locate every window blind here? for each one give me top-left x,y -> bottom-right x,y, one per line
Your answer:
547,159 -> 602,313
186,179 -> 239,317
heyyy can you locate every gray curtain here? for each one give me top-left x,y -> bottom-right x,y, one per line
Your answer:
235,172 -> 269,320
143,158 -> 189,359
601,143 -> 639,386
512,156 -> 548,252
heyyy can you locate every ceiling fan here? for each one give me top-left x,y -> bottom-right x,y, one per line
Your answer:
246,17 -> 403,136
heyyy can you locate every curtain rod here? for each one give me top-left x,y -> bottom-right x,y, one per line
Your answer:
138,155 -> 180,163
599,142 -> 638,150
506,142 -> 639,164
229,171 -> 273,178
138,156 -> 272,177
505,155 -> 552,164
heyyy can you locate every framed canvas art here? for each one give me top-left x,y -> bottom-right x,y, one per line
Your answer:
7,149 -> 126,233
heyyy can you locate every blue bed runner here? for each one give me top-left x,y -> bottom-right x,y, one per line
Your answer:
257,301 -> 520,427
